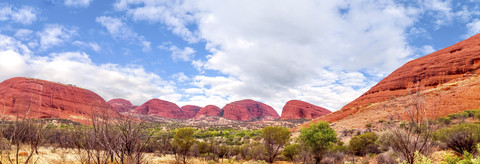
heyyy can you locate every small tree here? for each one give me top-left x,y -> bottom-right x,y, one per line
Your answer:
261,126 -> 290,163
299,121 -> 337,164
173,127 -> 196,164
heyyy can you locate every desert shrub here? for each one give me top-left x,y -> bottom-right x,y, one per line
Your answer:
250,142 -> 268,161
381,127 -> 434,164
197,141 -> 210,155
282,143 -> 300,161
324,142 -> 347,164
376,151 -> 397,164
442,151 -> 480,164
464,110 -> 480,118
437,116 -> 451,125
330,141 -> 348,153
442,153 -> 461,164
435,123 -> 480,154
349,132 -> 380,156
447,112 -> 469,120
365,123 -> 372,130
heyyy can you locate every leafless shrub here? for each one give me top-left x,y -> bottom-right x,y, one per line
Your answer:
381,87 -> 436,164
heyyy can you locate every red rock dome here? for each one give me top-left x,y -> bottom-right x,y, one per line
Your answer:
180,105 -> 201,119
280,100 -> 331,120
135,99 -> 186,119
310,33 -> 480,123
0,77 -> 112,123
195,105 -> 222,119
222,99 -> 280,121
108,98 -> 137,112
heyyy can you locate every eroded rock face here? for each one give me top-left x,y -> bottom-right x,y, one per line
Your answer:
195,105 -> 222,119
222,99 -> 280,121
313,33 -> 480,123
180,105 -> 201,119
135,99 -> 186,119
0,77 -> 112,123
280,100 -> 331,120
108,98 -> 137,112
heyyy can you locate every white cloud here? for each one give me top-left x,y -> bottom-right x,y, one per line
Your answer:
0,4 -> 36,25
171,72 -> 189,83
64,0 -> 93,8
420,45 -> 435,55
14,29 -> 33,40
115,0 -> 427,113
114,0 -> 200,43
37,24 -> 78,50
465,19 -> 480,38
422,0 -> 453,26
0,34 -> 179,105
96,16 -> 151,52
191,60 -> 205,73
72,41 -> 102,52
169,46 -> 195,62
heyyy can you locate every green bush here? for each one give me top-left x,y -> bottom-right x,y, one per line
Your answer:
282,144 -> 300,161
447,112 -> 469,120
349,132 -> 380,156
435,123 -> 480,154
464,110 -> 480,117
438,116 -> 451,125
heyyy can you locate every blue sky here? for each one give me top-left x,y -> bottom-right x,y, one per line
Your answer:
1,0 -> 480,114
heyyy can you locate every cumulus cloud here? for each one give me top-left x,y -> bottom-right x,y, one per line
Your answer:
96,16 -> 151,52
0,4 -> 36,25
114,0 -> 200,43
465,19 -> 480,38
422,0 -> 454,26
171,72 -> 189,83
169,46 -> 195,62
112,0 -> 431,112
0,34 -> 179,105
64,0 -> 93,8
37,24 -> 78,50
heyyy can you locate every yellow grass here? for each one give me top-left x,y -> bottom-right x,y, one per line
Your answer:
0,146 -> 293,164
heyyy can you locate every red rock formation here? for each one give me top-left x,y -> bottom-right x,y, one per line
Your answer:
180,105 -> 201,119
310,33 -> 480,124
108,98 -> 137,112
195,105 -> 222,119
135,99 -> 186,119
280,100 -> 331,120
0,77 -> 112,123
222,99 -> 280,121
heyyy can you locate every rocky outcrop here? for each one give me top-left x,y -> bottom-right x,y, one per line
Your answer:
135,99 -> 186,119
195,105 -> 222,119
108,98 -> 137,112
308,33 -> 480,125
280,100 -> 331,120
0,77 -> 112,123
180,105 -> 201,119
222,99 -> 280,121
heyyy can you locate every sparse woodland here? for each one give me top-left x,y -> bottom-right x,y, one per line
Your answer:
1,93 -> 480,164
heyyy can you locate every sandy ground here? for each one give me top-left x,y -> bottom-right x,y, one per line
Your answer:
0,146 -> 293,164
